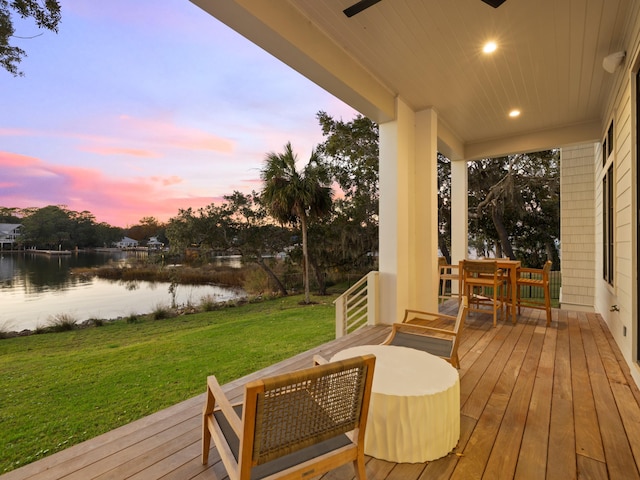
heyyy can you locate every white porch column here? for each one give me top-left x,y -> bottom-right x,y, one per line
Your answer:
414,108 -> 440,311
450,159 -> 468,268
379,99 -> 439,324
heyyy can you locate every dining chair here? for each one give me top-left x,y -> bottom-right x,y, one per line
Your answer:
202,355 -> 376,480
462,260 -> 505,327
516,260 -> 552,326
438,257 -> 462,304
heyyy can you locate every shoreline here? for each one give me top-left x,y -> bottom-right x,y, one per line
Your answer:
0,293 -> 255,339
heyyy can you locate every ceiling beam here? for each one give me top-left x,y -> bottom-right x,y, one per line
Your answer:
463,120 -> 602,160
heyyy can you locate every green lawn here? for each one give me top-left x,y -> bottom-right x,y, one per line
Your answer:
0,294 -> 336,474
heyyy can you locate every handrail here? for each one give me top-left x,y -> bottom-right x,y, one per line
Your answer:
334,271 -> 379,338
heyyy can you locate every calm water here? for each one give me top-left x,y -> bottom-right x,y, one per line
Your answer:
0,251 -> 245,332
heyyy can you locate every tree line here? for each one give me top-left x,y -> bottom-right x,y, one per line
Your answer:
2,111 -> 559,299
0,206 -> 124,249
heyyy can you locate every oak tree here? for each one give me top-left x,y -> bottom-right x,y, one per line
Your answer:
1,0 -> 61,76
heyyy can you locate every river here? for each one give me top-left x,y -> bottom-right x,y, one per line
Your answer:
0,251 -> 245,332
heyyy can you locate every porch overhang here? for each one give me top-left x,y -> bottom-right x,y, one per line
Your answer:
190,0 -> 629,156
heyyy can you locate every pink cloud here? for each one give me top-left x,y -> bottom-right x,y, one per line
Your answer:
1,115 -> 235,161
117,115 -> 235,153
151,175 -> 183,186
77,145 -> 160,158
238,178 -> 264,191
0,152 -> 41,167
0,150 -> 216,227
95,195 -> 220,227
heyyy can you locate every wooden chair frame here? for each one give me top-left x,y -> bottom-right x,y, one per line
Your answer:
516,260 -> 552,326
380,296 -> 468,368
462,260 -> 505,327
438,257 -> 462,304
202,355 -> 376,480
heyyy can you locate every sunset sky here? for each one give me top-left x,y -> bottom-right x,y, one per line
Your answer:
0,0 -> 357,227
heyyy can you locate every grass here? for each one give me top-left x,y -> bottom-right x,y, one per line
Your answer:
0,293 -> 337,474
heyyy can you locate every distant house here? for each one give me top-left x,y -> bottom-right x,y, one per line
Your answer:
0,224 -> 22,250
147,236 -> 164,250
116,236 -> 139,249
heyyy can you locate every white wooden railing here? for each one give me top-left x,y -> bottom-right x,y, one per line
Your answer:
334,271 -> 379,338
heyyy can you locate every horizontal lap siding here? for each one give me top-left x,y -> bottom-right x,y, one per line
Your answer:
596,0 -> 640,385
560,144 -> 596,310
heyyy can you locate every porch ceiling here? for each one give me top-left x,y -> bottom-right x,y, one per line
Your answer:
191,0 -> 634,159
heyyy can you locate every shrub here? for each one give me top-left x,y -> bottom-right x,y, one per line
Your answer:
125,313 -> 139,324
33,324 -> 50,335
0,320 -> 18,339
199,294 -> 219,312
151,304 -> 173,320
47,314 -> 78,332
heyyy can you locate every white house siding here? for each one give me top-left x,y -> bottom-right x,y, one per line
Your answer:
596,3 -> 640,385
560,144 -> 596,311
0,224 -> 21,248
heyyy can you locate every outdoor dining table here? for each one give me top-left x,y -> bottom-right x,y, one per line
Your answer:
331,344 -> 460,463
460,258 -> 521,324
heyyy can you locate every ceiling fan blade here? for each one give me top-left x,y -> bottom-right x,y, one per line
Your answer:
343,0 -> 383,18
481,0 -> 507,7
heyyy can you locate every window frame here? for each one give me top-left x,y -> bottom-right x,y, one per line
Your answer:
602,120 -> 615,286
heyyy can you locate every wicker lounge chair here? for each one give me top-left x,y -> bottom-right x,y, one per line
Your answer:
381,296 -> 468,368
202,354 -> 376,479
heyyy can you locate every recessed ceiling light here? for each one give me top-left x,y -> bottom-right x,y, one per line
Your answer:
483,41 -> 497,54
509,109 -> 521,118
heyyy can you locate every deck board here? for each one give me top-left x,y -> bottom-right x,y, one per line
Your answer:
513,324 -> 555,480
453,317 -> 534,479
546,310 -> 577,480
483,320 -> 544,479
2,305 -> 640,480
459,317 -> 517,418
569,311 -> 605,463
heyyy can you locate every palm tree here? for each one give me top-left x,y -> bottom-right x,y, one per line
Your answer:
260,142 -> 333,303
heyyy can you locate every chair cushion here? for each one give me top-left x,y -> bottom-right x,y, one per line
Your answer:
389,332 -> 453,358
214,405 -> 353,480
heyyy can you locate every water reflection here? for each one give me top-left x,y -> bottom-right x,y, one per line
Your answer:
1,251 -> 124,293
0,252 -> 245,332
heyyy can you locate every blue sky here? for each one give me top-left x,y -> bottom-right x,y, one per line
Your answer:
0,0 -> 356,226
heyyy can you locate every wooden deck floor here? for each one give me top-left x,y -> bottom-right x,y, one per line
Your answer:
3,305 -> 640,480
